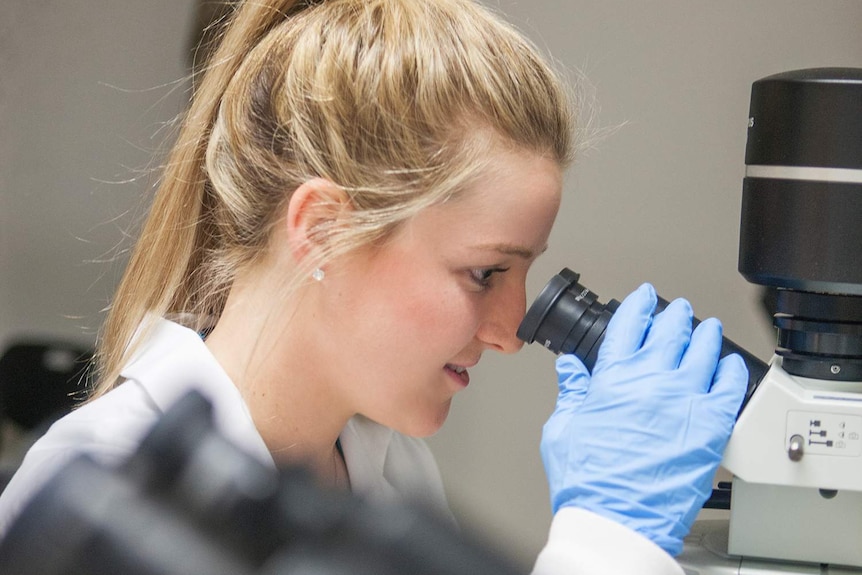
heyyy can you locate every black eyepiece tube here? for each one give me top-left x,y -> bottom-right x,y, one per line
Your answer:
517,269 -> 768,405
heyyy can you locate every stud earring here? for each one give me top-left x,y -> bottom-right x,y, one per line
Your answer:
312,268 -> 325,282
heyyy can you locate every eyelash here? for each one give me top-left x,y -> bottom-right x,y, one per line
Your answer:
469,267 -> 510,290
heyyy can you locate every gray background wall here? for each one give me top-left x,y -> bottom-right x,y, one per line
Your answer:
2,0 -> 860,567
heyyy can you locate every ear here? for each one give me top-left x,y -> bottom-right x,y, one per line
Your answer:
285,177 -> 351,265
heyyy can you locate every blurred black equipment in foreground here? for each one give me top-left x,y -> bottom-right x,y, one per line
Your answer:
0,391 -> 521,575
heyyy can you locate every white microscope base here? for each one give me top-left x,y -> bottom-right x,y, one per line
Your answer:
679,520 -> 862,574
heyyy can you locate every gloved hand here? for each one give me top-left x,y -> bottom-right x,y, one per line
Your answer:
541,283 -> 748,556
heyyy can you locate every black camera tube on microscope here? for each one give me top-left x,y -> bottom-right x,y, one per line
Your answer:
517,268 -> 768,407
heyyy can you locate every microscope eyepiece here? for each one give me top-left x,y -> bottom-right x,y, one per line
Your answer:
516,269 -> 617,371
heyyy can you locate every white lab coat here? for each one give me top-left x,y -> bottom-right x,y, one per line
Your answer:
0,318 -> 682,574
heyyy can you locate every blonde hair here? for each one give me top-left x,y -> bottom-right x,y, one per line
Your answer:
92,0 -> 576,399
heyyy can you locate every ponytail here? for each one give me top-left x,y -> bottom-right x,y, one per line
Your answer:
92,1 -> 311,399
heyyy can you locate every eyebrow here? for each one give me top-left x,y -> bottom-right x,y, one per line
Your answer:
477,243 -> 548,260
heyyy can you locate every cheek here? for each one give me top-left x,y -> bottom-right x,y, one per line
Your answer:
360,250 -> 477,346
386,281 -> 478,353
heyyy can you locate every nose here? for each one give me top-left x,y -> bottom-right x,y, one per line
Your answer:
475,281 -> 527,354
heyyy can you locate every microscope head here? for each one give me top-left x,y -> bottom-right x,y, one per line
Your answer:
738,68 -> 862,382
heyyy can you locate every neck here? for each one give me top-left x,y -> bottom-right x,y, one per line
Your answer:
204,263 -> 353,486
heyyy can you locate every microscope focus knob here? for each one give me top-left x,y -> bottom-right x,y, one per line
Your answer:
788,434 -> 805,461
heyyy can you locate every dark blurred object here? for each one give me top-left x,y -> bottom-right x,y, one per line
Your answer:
0,340 -> 90,431
0,391 -> 523,575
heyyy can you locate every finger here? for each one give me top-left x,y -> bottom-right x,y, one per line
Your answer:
676,317 -> 723,393
639,298 -> 694,371
709,353 -> 749,418
595,283 -> 657,370
555,354 -> 591,410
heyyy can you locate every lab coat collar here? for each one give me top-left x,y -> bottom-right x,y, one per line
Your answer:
340,415 -> 397,501
120,318 -> 275,468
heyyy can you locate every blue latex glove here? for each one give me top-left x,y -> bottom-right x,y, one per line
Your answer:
541,283 -> 748,556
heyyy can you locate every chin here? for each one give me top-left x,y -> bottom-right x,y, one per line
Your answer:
396,401 -> 452,438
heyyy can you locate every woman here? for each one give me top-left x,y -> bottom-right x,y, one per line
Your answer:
0,0 -> 746,572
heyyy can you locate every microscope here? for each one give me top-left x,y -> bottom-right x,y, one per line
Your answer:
681,67 -> 862,574
519,67 -> 862,573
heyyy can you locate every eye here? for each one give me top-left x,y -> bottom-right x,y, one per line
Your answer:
469,267 -> 510,290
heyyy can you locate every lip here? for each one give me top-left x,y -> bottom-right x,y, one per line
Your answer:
444,363 -> 472,388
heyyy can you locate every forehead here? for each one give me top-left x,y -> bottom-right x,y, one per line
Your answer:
405,149 -> 563,253
452,147 -> 562,206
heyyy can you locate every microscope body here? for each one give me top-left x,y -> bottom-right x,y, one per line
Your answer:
724,360 -> 862,568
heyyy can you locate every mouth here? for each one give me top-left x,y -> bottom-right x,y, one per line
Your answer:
444,363 -> 471,387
